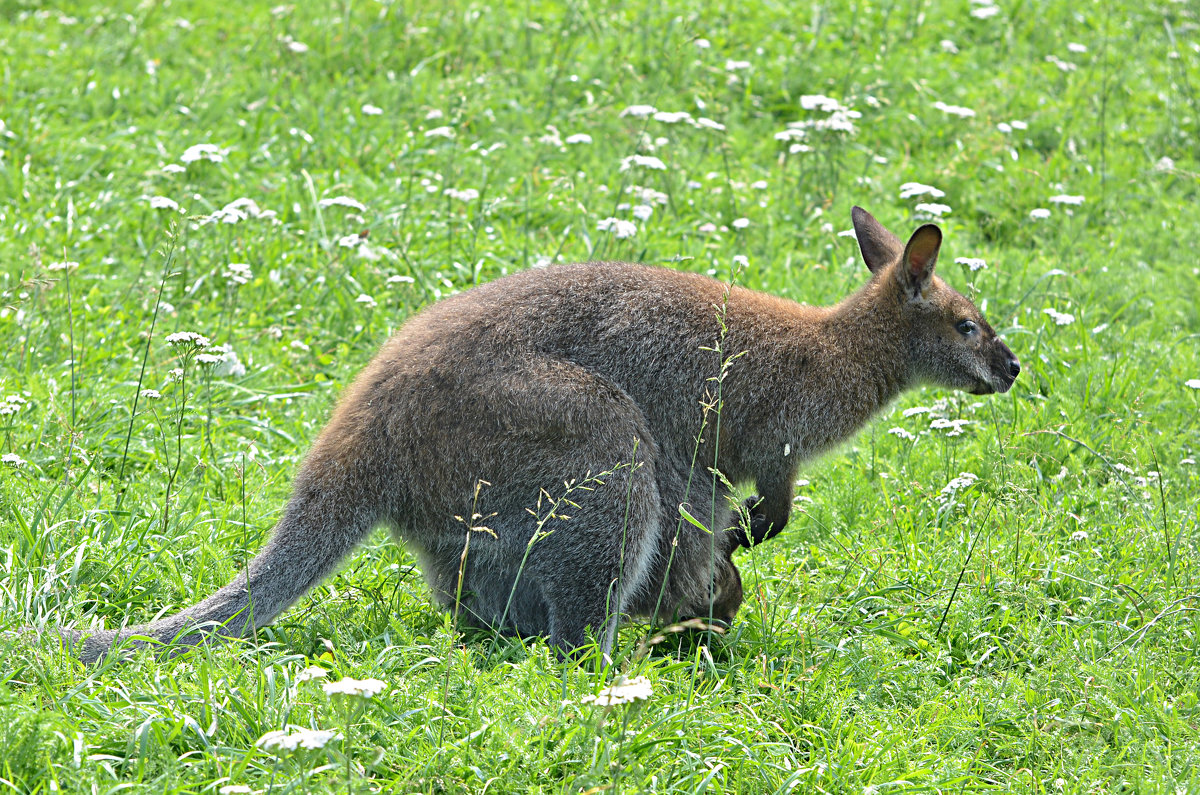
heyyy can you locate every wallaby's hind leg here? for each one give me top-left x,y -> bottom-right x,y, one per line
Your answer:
513,425 -> 665,657
397,356 -> 667,657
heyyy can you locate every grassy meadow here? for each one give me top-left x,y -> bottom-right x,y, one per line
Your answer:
2,0 -> 1200,791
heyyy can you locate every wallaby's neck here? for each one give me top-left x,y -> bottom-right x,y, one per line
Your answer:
820,278 -> 911,406
722,277 -> 912,461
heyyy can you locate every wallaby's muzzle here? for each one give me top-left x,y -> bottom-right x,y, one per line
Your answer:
974,341 -> 1021,394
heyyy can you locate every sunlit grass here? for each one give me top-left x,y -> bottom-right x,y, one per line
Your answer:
2,0 -> 1199,792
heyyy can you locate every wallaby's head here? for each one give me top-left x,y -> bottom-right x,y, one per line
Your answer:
851,206 -> 1021,395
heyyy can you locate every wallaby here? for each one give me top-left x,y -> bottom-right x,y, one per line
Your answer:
57,207 -> 1019,664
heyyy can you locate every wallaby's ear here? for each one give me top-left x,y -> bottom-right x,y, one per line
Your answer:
898,223 -> 942,299
851,206 -> 904,274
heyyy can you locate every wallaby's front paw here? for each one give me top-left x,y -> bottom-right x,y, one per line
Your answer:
735,495 -> 782,548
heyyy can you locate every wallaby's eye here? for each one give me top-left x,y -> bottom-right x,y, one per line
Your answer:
956,319 -> 978,336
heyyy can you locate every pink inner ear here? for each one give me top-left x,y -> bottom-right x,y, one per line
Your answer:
907,232 -> 939,277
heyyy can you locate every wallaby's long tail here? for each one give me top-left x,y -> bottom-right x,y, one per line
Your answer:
63,456 -> 380,665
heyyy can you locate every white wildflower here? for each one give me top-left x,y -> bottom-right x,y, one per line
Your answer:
200,197 -> 277,226
800,95 -> 844,112
257,727 -> 338,753
565,133 -> 592,144
1045,55 -> 1077,72
147,196 -> 181,212
955,257 -> 987,271
290,340 -> 311,352
837,228 -> 857,239
139,389 -> 162,400
218,786 -> 253,795
423,126 -> 455,139
631,204 -> 653,221
194,352 -> 224,367
286,40 -> 309,53
355,294 -> 378,309
1185,379 -> 1200,390
580,675 -> 652,706
387,274 -> 415,284
162,163 -> 186,174
619,154 -> 667,171
224,263 -> 252,285
619,105 -> 657,118
1067,42 -> 1088,53
627,186 -> 668,205
1154,157 -> 1175,173
1070,529 -> 1089,542
914,202 -> 952,217
751,180 -> 768,190
165,331 -> 211,349
444,187 -> 479,202
939,472 -> 979,501
180,143 -> 227,164
888,427 -> 916,441
899,182 -> 946,199
732,218 -> 750,229
204,344 -> 246,378
1048,194 -> 1084,205
941,39 -> 959,53
295,666 -> 328,683
361,103 -> 383,116
2,453 -> 27,468
725,59 -> 751,71
695,38 -> 711,49
323,676 -> 388,698
319,196 -> 366,211
970,5 -> 1000,18
597,217 -> 637,239
695,117 -> 725,131
47,261 -> 80,272
653,111 -> 691,124
902,406 -> 930,417
1029,208 -> 1051,220
930,418 -> 972,436
1043,308 -> 1075,326
933,101 -> 976,118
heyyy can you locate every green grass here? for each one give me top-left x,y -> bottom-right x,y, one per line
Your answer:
2,0 -> 1199,791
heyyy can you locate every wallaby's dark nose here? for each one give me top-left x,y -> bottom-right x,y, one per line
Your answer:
1008,357 -> 1021,379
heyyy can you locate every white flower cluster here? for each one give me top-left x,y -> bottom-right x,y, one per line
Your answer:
774,95 -> 860,153
165,331 -> 211,349
581,675 -> 653,706
323,676 -> 388,698
198,197 -> 278,226
256,726 -> 339,753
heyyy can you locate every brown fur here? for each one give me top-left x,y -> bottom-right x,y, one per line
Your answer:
58,207 -> 1018,664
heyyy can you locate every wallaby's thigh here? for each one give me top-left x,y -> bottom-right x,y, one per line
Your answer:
398,356 -> 667,651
